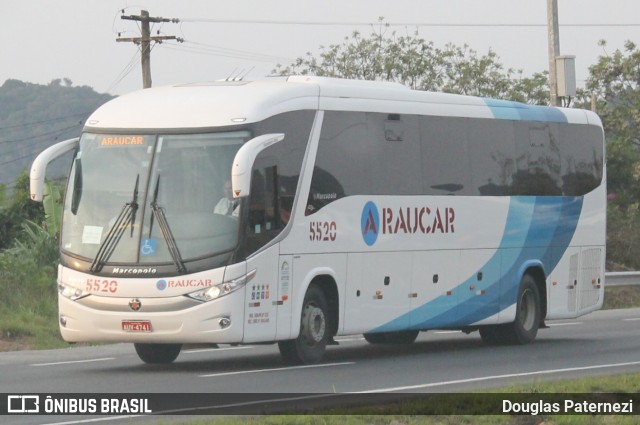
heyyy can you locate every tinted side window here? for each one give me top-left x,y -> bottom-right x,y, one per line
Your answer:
307,111 -> 369,215
368,113 -> 422,195
513,122 -> 562,195
421,116 -> 472,195
559,124 -> 603,195
468,119 -> 516,195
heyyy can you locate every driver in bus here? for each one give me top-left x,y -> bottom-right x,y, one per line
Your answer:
214,180 -> 239,217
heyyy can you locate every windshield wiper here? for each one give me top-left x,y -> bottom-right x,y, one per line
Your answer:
90,175 -> 139,273
149,175 -> 187,273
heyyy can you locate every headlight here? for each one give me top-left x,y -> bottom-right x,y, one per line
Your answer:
58,282 -> 88,300
186,269 -> 256,302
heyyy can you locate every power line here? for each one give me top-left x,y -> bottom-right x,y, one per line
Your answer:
177,18 -> 640,28
0,122 -> 82,187
105,49 -> 142,94
116,10 -> 183,88
0,112 -> 90,132
0,122 -> 83,146
158,40 -> 293,63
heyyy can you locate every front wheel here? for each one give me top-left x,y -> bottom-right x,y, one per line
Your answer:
278,285 -> 329,365
134,343 -> 182,364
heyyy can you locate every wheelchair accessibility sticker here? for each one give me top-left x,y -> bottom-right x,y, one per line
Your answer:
140,239 -> 157,256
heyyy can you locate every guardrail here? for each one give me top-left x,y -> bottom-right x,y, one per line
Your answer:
605,271 -> 640,287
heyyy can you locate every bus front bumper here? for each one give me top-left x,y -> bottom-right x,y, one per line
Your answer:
57,288 -> 245,344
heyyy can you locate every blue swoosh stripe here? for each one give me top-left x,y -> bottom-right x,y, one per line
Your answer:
371,196 -> 583,332
483,99 -> 568,123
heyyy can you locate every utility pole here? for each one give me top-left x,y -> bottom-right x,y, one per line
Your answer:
116,10 -> 182,89
547,0 -> 561,106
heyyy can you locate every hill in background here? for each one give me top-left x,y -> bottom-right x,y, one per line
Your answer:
0,79 -> 114,195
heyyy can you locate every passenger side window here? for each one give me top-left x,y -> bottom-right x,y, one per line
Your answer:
307,111 -> 369,215
421,116 -> 472,195
369,113 -> 422,195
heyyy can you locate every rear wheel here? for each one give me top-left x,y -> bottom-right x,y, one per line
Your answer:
134,343 -> 182,364
479,325 -> 504,345
363,333 -> 388,344
480,274 -> 540,346
384,330 -> 419,344
279,285 -> 329,365
505,274 -> 541,344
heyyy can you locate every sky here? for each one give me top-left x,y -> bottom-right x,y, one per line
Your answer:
1,0 -> 639,96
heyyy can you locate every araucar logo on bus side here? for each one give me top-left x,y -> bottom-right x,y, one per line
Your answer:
361,201 -> 456,246
361,201 -> 380,246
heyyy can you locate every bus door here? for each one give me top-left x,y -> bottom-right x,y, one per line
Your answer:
243,245 -> 279,342
241,163 -> 284,343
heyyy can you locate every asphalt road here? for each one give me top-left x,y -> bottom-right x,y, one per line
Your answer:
1,307 -> 639,424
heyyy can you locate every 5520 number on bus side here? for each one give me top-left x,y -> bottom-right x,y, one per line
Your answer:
309,221 -> 337,242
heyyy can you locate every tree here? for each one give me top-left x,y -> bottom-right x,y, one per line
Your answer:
578,40 -> 640,269
274,21 -> 549,104
581,40 -> 640,205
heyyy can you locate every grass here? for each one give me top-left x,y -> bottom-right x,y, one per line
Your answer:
1,283 -> 638,351
147,373 -> 640,424
602,285 -> 640,309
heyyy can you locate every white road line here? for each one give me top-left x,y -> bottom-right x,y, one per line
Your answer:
623,317 -> 640,321
183,346 -> 255,354
335,337 -> 365,342
31,358 -> 115,367
43,394 -> 341,423
199,361 -> 354,378
356,360 -> 640,393
547,322 -> 582,326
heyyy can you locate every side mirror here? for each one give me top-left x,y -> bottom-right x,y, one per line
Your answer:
30,138 -> 79,202
231,133 -> 284,198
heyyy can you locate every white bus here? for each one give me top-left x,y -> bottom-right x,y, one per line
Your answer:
30,76 -> 605,365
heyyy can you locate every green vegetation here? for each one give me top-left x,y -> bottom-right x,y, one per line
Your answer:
149,373 -> 640,424
0,173 -> 68,349
2,36 -> 640,352
274,20 -> 550,104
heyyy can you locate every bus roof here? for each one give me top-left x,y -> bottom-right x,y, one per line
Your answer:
84,76 -> 601,131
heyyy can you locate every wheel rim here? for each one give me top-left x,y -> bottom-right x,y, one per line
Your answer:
519,288 -> 536,331
302,304 -> 326,344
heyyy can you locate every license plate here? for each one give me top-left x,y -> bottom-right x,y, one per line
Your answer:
122,320 -> 152,332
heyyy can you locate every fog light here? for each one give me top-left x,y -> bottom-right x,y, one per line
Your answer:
218,317 -> 231,329
60,316 -> 67,327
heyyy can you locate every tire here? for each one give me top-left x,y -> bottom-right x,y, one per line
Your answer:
278,285 -> 329,365
364,330 -> 419,344
482,274 -> 540,346
479,325 -> 504,345
506,274 -> 541,344
384,330 -> 419,344
363,332 -> 388,344
134,343 -> 182,364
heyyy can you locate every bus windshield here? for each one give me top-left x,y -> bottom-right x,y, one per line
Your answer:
61,131 -> 248,267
